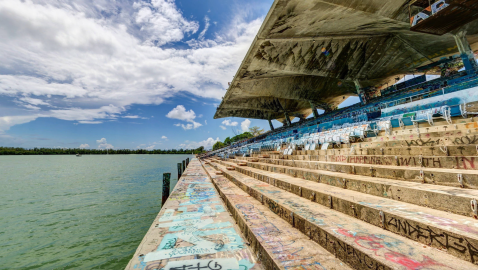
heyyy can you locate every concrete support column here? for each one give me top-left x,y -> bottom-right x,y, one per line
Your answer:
284,112 -> 291,126
268,119 -> 275,131
309,101 -> 319,119
354,79 -> 367,105
454,31 -> 478,73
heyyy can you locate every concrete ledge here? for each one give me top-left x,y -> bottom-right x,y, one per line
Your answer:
126,158 -> 263,270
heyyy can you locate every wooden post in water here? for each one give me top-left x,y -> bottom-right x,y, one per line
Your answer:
177,163 -> 182,179
162,173 -> 171,207
186,158 -> 190,167
182,160 -> 186,172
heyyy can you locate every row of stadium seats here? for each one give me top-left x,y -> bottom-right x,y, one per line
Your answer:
209,72 -> 478,157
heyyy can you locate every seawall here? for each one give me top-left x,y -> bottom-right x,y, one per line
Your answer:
126,158 -> 262,270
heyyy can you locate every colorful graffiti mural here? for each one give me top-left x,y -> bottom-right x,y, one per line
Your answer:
126,159 -> 262,270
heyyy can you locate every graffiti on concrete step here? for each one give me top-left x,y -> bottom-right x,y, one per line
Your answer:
404,138 -> 441,147
237,203 -> 323,266
330,154 -> 478,169
285,262 -> 326,270
387,216 -> 478,263
164,258 -> 240,270
333,228 -> 448,269
276,198 -> 460,270
451,135 -> 478,145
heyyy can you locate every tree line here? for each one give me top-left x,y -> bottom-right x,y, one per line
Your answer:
0,146 -> 206,155
212,126 -> 265,151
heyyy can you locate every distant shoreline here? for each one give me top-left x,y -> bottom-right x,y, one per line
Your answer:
0,153 -> 196,155
0,147 -> 204,155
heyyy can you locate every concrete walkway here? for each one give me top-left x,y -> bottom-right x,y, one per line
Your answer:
126,158 -> 263,270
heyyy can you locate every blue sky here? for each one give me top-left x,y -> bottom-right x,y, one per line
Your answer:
0,0 -> 358,150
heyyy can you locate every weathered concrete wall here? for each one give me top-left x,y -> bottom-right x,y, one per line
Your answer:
126,159 -> 262,270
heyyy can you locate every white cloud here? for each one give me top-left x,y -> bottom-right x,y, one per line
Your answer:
18,97 -> 51,106
79,144 -> 90,149
50,105 -> 125,122
96,138 -> 113,149
161,136 -> 167,139
22,104 -> 41,111
205,120 -> 207,125
137,144 -> 156,150
0,0 -> 262,132
0,115 -> 39,133
182,124 -> 193,130
220,125 -> 226,130
241,119 -> 251,132
179,137 -> 220,150
198,16 -> 210,40
222,119 -> 238,126
180,121 -> 202,130
79,121 -> 102,124
167,105 -> 202,130
134,0 -> 199,46
166,105 -> 196,122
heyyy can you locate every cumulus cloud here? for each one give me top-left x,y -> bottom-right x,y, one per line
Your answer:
166,105 -> 202,130
96,138 -> 114,149
179,121 -> 202,130
222,119 -> 238,126
79,144 -> 90,149
241,119 -> 251,132
134,0 -> 199,46
161,136 -> 167,139
179,137 -> 220,150
220,125 -> 226,130
0,0 -> 262,132
166,105 -> 196,121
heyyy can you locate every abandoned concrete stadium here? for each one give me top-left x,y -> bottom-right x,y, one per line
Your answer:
129,0 -> 478,269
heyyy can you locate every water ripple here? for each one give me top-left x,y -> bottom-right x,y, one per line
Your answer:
0,154 -> 191,270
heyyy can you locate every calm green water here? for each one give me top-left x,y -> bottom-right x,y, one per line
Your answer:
0,155 -> 193,270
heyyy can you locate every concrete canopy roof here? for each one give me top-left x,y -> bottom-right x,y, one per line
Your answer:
215,0 -> 478,121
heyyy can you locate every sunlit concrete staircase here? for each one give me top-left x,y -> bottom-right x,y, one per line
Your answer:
201,117 -> 478,269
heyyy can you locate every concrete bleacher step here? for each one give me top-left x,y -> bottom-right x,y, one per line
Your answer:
205,160 -> 478,269
351,131 -> 478,149
201,162 -> 352,270
272,153 -> 478,171
220,158 -> 478,218
357,121 -> 478,146
209,159 -> 478,263
241,156 -> 478,189
294,145 -> 478,157
377,118 -> 475,135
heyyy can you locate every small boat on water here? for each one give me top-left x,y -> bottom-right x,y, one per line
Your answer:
76,154 -> 82,157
